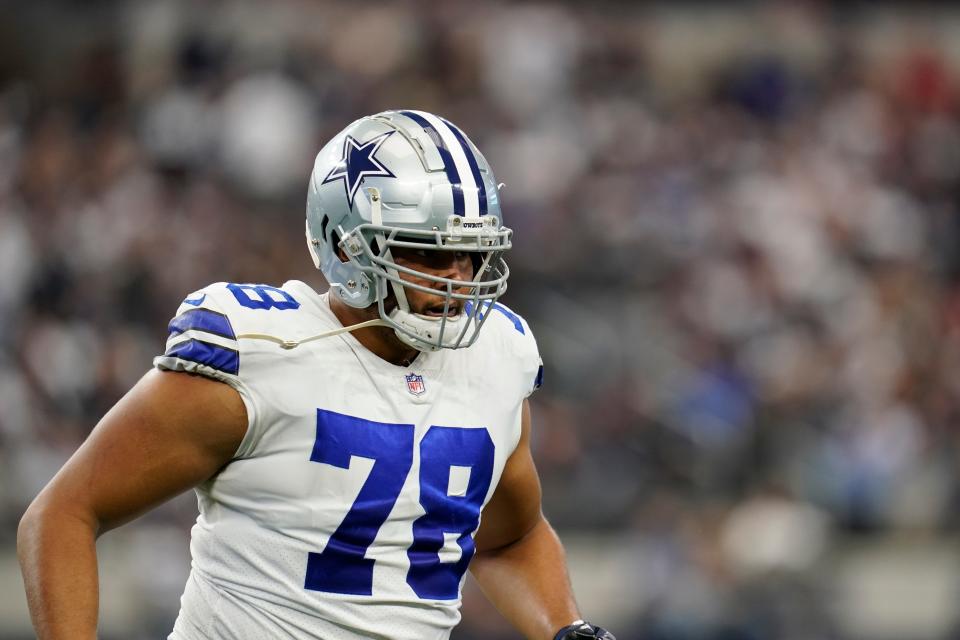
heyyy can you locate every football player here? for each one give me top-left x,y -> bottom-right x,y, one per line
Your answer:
18,110 -> 615,640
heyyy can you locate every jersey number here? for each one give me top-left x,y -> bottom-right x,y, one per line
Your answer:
226,283 -> 300,310
304,409 -> 495,600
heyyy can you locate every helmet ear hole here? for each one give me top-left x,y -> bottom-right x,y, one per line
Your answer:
331,231 -> 348,263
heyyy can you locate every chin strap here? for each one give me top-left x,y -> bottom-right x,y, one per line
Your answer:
236,318 -> 391,350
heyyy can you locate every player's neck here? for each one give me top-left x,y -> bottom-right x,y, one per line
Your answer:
328,294 -> 421,368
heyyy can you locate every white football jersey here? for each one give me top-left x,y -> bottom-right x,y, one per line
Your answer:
153,280 -> 542,640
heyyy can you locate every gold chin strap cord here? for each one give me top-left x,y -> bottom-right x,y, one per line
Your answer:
237,318 -> 391,350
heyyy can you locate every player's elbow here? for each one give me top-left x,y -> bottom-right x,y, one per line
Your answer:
18,496 -> 55,547
17,493 -> 97,560
17,499 -> 46,563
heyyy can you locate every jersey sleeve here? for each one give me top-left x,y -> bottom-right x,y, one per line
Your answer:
153,284 -> 258,453
529,354 -> 544,397
481,302 -> 543,398
516,315 -> 543,398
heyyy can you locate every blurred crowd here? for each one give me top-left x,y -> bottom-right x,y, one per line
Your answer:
2,1 -> 960,639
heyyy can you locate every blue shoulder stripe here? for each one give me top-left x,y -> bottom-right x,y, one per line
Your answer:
466,301 -> 525,335
168,308 -> 236,341
165,339 -> 240,375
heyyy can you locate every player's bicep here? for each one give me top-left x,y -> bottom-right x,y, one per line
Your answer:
32,368 -> 247,534
474,400 -> 543,553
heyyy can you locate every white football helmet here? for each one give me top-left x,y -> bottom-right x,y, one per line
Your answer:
305,110 -> 512,352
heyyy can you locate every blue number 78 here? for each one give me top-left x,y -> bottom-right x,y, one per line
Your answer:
304,409 -> 495,600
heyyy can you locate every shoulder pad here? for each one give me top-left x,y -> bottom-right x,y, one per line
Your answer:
475,301 -> 542,396
161,281 -> 309,373
473,301 -> 530,338
162,283 -> 243,376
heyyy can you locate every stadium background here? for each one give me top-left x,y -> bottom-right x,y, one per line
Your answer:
2,1 -> 960,638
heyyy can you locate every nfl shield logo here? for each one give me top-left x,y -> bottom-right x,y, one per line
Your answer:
405,373 -> 426,396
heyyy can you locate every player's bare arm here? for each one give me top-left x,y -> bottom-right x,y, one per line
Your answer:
470,399 -> 582,640
17,370 -> 247,640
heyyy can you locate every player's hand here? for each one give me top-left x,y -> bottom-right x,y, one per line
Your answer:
553,620 -> 616,640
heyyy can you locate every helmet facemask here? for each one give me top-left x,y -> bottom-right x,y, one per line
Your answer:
337,218 -> 512,351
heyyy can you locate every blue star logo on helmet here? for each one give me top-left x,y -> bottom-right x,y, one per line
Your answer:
322,131 -> 396,208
